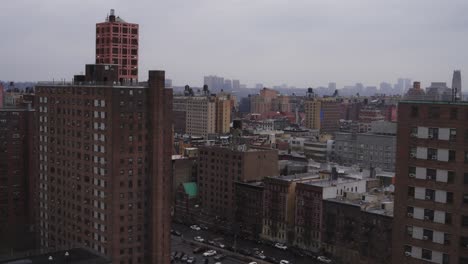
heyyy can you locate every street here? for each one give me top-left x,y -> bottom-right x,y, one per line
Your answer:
171,222 -> 330,264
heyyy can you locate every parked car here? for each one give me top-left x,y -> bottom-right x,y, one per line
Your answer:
275,243 -> 288,250
181,254 -> 188,262
280,260 -> 290,264
187,257 -> 196,263
194,236 -> 204,242
200,224 -> 209,230
190,225 -> 201,231
318,256 -> 332,263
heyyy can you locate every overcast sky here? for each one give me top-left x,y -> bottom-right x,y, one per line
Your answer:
2,0 -> 468,88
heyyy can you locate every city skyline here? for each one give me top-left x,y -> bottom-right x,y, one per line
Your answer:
1,0 -> 468,87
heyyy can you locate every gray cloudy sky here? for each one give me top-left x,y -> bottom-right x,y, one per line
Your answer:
2,0 -> 468,88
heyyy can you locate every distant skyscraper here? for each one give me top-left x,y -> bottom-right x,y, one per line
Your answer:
204,75 -> 224,92
255,83 -> 264,90
452,70 -> 462,101
328,82 -> 337,90
395,78 -> 411,94
224,79 -> 232,91
232,80 -> 240,90
380,82 -> 393,95
95,9 -> 139,82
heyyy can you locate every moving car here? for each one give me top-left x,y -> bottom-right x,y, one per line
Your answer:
190,225 -> 201,231
275,243 -> 288,250
203,250 -> 217,257
194,236 -> 204,242
318,256 -> 332,263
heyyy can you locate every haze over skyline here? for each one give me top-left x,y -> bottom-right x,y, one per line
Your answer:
1,0 -> 468,88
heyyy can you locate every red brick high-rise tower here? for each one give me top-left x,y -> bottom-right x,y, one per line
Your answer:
96,9 -> 139,82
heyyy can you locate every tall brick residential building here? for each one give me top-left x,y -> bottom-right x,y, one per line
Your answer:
393,101 -> 468,264
96,9 -> 139,82
197,145 -> 278,221
35,65 -> 172,264
0,95 -> 37,253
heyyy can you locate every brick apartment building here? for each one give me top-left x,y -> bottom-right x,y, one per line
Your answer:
393,101 -> 468,264
322,193 -> 393,264
35,65 -> 173,264
293,177 -> 368,251
304,98 -> 341,133
261,173 -> 319,244
0,95 -> 37,252
235,181 -> 264,239
197,145 -> 278,222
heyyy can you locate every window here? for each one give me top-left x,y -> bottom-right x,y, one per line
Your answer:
427,169 -> 436,180
449,150 -> 456,161
462,215 -> 468,227
411,106 -> 419,117
427,148 -> 437,160
423,229 -> 433,240
421,249 -> 432,260
450,108 -> 458,120
464,173 -> 468,184
450,129 -> 457,141
429,107 -> 440,119
408,186 -> 415,197
424,209 -> 434,221
425,189 -> 435,200
464,194 -> 468,204
446,213 -> 452,224
448,171 -> 455,183
461,236 -> 468,247
447,192 -> 454,203
428,128 -> 439,139
410,127 -> 418,137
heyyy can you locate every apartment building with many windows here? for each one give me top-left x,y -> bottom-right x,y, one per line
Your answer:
393,101 -> 468,264
35,65 -> 173,264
